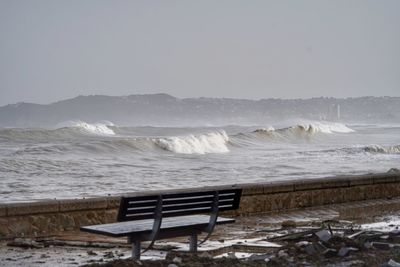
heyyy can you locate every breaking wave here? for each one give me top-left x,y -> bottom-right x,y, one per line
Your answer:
154,131 -> 230,154
0,121 -> 115,141
249,122 -> 354,141
59,121 -> 115,136
362,145 -> 400,154
2,121 -> 357,155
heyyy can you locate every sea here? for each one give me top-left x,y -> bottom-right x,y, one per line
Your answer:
0,120 -> 399,203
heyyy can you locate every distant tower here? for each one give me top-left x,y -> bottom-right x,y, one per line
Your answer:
328,104 -> 341,121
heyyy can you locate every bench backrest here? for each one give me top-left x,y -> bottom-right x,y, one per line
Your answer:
117,189 -> 242,222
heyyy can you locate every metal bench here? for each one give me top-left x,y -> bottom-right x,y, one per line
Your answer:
80,189 -> 242,259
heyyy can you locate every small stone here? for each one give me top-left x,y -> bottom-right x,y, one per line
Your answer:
315,230 -> 332,242
388,259 -> 400,267
115,251 -> 124,257
338,247 -> 358,257
173,257 -> 182,264
227,252 -> 237,259
296,241 -> 309,247
167,264 -> 178,267
278,250 -> 289,258
103,251 -> 114,259
87,250 -> 97,256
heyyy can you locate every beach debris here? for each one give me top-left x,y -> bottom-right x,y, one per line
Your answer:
337,247 -> 358,257
172,256 -> 182,264
103,251 -> 115,259
315,229 -> 332,242
386,259 -> 400,267
7,238 -> 44,249
269,228 -> 320,241
281,220 -> 297,228
87,250 -> 97,256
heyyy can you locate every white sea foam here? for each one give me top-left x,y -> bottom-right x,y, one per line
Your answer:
251,122 -> 354,141
288,122 -> 354,134
154,131 -> 229,154
68,121 -> 115,136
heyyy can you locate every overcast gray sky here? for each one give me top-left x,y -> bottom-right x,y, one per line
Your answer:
0,0 -> 399,106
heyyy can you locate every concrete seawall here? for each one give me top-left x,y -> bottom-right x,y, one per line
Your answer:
1,172 -> 400,239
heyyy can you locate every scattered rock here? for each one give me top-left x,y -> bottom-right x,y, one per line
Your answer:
103,251 -> 115,259
315,230 -> 332,242
172,256 -> 182,264
277,250 -> 288,258
87,250 -> 97,256
338,247 -> 358,257
295,241 -> 309,247
227,252 -> 237,259
387,259 -> 400,267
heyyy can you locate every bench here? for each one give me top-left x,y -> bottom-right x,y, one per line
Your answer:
80,189 -> 242,259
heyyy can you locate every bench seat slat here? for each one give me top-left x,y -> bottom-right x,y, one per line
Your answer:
80,215 -> 235,237
124,204 -> 235,221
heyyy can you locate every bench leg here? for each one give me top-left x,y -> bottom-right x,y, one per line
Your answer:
189,234 -> 197,252
131,240 -> 141,260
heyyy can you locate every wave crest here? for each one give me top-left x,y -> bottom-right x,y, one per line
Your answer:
363,145 -> 400,154
154,131 -> 229,154
60,121 -> 115,136
253,122 -> 354,138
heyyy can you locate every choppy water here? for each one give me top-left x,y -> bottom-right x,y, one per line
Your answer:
0,120 -> 399,202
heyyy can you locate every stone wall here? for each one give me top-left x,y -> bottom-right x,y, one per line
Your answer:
1,172 -> 399,239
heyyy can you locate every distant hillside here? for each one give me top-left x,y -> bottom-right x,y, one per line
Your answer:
0,94 -> 399,127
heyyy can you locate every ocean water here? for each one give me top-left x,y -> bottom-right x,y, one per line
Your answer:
0,121 -> 399,202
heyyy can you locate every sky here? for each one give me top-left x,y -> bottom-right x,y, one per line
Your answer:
0,0 -> 399,106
